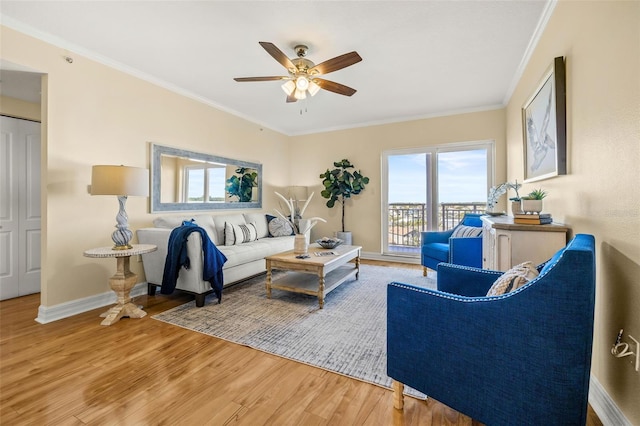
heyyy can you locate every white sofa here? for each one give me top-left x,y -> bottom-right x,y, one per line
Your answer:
137,212 -> 295,306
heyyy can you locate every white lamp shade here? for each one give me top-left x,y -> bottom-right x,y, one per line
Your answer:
91,165 -> 149,196
294,88 -> 307,100
281,80 -> 295,96
287,186 -> 308,201
308,80 -> 321,96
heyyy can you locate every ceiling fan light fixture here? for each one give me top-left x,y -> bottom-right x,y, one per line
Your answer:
281,80 -> 295,96
295,76 -> 309,91
294,88 -> 307,100
235,42 -> 362,104
307,80 -> 321,97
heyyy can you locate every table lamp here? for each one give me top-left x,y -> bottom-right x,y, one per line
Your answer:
287,186 -> 308,202
91,165 -> 149,250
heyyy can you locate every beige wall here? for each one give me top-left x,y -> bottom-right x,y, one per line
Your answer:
0,26 -> 291,307
505,1 -> 640,423
1,23 -> 507,304
2,1 -> 638,420
290,109 -> 506,252
0,95 -> 41,121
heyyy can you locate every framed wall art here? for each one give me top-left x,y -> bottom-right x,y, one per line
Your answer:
522,56 -> 566,183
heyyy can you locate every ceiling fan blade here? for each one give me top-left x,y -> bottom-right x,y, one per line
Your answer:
259,41 -> 296,71
286,94 -> 297,103
234,76 -> 287,82
309,51 -> 362,75
314,78 -> 357,96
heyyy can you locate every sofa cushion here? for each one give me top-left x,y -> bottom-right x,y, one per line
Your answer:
268,217 -> 294,237
192,215 -> 218,245
451,225 -> 482,238
243,213 -> 269,239
153,216 -> 184,229
218,236 -> 295,268
153,215 -> 218,245
486,261 -> 539,296
422,242 -> 450,263
225,222 -> 258,246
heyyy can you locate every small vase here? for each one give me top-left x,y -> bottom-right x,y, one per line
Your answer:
521,199 -> 543,214
511,201 -> 524,215
294,233 -> 309,254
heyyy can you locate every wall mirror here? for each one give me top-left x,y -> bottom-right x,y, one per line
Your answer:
150,143 -> 262,212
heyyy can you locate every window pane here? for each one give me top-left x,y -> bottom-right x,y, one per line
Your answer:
388,154 -> 426,204
437,149 -> 487,230
186,168 -> 205,202
387,153 -> 427,255
437,149 -> 487,203
208,168 -> 226,202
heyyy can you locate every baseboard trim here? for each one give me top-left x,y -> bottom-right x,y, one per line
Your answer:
361,251 -> 421,265
35,282 -> 148,324
589,375 -> 631,426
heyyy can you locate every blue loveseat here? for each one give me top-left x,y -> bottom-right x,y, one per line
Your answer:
388,234 -> 596,425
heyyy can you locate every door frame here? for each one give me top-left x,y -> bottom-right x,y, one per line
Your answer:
381,140 -> 495,257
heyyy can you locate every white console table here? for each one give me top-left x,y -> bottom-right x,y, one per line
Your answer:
481,216 -> 570,271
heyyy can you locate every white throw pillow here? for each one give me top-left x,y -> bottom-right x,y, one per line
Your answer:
225,222 -> 258,246
486,261 -> 539,296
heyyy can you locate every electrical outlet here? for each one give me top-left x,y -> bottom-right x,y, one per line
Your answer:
630,335 -> 639,372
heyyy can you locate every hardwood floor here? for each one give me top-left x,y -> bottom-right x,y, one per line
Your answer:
1,260 -> 602,425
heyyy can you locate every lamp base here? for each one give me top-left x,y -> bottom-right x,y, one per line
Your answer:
111,195 -> 133,250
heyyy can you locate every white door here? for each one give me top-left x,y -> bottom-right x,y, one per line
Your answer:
0,116 -> 41,300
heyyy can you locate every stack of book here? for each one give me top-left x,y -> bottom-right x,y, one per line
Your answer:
513,213 -> 552,225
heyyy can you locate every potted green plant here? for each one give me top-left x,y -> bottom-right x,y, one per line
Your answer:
225,167 -> 258,202
520,188 -> 547,213
319,159 -> 370,244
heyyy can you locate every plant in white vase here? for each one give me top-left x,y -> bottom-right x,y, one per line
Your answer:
274,191 -> 325,234
274,191 -> 326,254
520,188 -> 547,213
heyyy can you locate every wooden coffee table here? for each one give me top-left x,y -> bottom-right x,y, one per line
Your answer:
265,244 -> 361,308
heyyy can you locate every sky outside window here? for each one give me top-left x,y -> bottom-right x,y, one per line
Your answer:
388,149 -> 487,204
437,149 -> 487,203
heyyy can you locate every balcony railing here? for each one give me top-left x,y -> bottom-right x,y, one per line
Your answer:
388,202 -> 486,253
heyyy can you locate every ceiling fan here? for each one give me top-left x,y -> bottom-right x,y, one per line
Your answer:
234,42 -> 362,103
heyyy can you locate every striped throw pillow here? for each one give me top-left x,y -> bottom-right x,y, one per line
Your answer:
224,222 -> 258,246
451,225 -> 482,238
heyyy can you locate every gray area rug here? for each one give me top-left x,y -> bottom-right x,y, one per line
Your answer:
152,264 -> 435,397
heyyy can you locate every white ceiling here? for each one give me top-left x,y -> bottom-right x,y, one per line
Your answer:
0,1 -> 551,136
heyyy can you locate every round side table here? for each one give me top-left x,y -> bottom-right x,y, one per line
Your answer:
84,244 -> 157,326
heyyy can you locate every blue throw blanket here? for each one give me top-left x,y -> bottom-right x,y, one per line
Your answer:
161,220 -> 228,302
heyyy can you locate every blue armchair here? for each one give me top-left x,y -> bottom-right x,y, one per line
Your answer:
388,234 -> 596,426
421,212 -> 483,275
